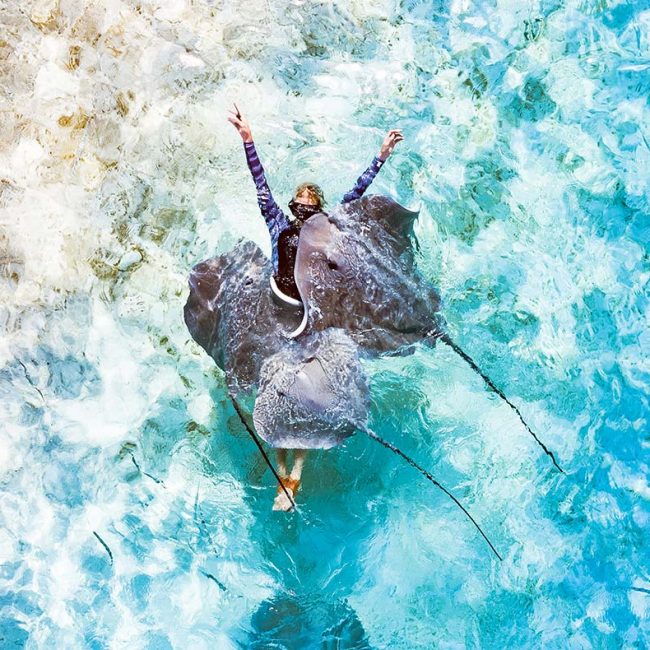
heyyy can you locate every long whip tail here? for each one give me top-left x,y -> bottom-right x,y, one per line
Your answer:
360,424 -> 503,561
228,394 -> 297,510
438,333 -> 564,473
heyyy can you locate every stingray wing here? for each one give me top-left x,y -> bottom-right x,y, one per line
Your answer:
184,240 -> 301,393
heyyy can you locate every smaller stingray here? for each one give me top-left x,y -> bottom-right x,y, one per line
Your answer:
253,329 -> 369,449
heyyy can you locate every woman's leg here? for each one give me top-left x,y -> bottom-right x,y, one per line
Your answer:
272,449 -> 307,512
290,449 -> 307,481
276,449 -> 288,477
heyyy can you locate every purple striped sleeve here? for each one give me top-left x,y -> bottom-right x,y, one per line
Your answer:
243,140 -> 290,271
341,156 -> 386,203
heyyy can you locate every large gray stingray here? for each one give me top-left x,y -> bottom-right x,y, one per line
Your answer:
184,194 -> 562,559
184,196 -> 442,391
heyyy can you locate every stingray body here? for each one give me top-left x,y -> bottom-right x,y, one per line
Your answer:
184,195 -> 441,448
294,196 -> 442,351
253,328 -> 370,449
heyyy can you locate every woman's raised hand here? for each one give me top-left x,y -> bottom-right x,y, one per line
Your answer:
378,129 -> 404,161
227,103 -> 253,143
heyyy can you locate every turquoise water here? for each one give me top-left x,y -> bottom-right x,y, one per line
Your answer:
1,0 -> 649,647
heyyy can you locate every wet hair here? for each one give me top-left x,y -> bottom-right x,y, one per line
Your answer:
293,182 -> 326,208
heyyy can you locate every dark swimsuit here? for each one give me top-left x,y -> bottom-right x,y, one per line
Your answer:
276,224 -> 302,300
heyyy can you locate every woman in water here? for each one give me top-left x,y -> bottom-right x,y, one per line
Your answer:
227,104 -> 403,510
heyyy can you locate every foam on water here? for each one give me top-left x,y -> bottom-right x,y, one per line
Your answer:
1,0 -> 648,647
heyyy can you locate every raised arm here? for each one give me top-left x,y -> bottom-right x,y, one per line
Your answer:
341,129 -> 404,204
242,140 -> 290,238
227,104 -> 289,243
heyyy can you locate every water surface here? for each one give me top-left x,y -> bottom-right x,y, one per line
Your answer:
0,0 -> 649,647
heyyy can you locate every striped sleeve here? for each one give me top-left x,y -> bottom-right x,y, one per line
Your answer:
341,156 -> 386,203
243,141 -> 289,269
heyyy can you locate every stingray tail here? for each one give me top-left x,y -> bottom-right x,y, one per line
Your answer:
438,333 -> 564,474
228,394 -> 297,510
359,424 -> 502,561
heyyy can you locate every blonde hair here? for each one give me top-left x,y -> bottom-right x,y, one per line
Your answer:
293,182 -> 326,208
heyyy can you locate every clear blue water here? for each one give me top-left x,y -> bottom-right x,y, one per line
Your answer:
1,0 -> 649,647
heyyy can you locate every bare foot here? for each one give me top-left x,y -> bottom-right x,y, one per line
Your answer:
272,477 -> 300,512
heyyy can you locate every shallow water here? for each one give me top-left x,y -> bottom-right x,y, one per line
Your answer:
1,0 -> 649,647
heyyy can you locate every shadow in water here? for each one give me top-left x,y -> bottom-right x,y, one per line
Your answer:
245,595 -> 372,649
